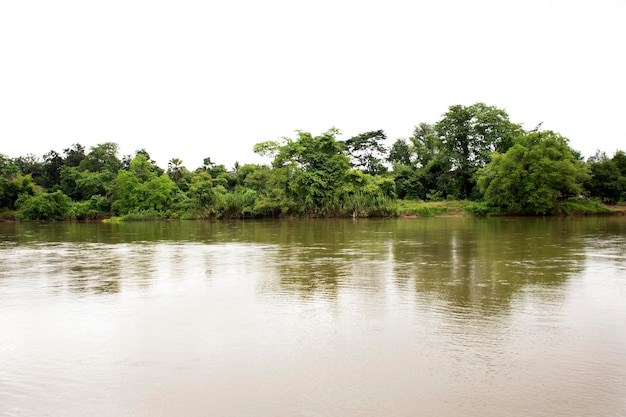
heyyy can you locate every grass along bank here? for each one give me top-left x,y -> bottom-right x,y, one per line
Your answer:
397,199 -> 617,217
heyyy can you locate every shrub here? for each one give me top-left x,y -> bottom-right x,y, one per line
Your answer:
464,202 -> 498,217
69,195 -> 111,220
17,190 -> 72,220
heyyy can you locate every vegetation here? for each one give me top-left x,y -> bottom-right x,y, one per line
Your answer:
1,102 -> 624,221
397,200 -> 468,217
477,131 -> 589,215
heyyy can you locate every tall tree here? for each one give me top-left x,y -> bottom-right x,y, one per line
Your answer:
63,143 -> 86,167
435,103 -> 523,199
41,150 -> 64,189
60,166 -> 115,201
343,129 -> 388,175
133,149 -> 164,176
613,150 -> 626,176
584,150 -> 626,203
255,128 -> 351,215
410,123 -> 442,168
14,154 -> 43,183
387,138 -> 412,166
79,142 -> 122,174
167,157 -> 188,184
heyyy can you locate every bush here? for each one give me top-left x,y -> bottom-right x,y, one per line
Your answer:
340,192 -> 398,217
0,210 -> 17,221
17,190 -> 73,220
555,198 -> 611,215
464,202 -> 498,217
69,195 -> 111,220
215,188 -> 258,218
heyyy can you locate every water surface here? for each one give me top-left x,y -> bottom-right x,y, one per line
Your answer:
1,217 -> 625,416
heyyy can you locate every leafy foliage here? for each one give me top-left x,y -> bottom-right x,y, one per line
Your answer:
435,103 -> 523,199
17,190 -> 73,220
410,123 -> 442,168
0,173 -> 38,210
274,129 -> 351,215
339,170 -> 398,217
478,131 -> 588,214
112,154 -> 176,215
584,151 -> 626,203
1,102 -> 620,220
343,130 -> 388,175
388,139 -> 412,166
79,143 -> 122,173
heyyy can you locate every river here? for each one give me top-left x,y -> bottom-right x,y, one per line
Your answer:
1,217 -> 625,417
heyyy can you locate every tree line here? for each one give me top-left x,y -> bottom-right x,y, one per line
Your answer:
1,102 -> 624,221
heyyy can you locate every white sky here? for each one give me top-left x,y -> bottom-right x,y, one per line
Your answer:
1,0 -> 624,170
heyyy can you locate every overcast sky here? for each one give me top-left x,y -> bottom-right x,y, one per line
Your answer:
1,0 -> 624,170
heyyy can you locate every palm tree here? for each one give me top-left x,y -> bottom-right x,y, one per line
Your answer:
167,157 -> 186,183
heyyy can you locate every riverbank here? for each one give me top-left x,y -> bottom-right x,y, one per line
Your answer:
607,204 -> 626,214
397,199 -> 622,217
1,200 -> 623,222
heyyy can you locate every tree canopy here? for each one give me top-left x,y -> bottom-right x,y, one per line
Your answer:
478,131 -> 589,214
434,103 -> 524,199
0,102 -> 623,220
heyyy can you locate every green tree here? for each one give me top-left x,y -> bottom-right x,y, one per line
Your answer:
1,156 -> 36,210
61,167 -> 114,201
56,143 -> 120,203
478,131 -> 588,214
63,143 -> 86,167
252,140 -> 282,160
215,186 -> 258,218
17,190 -> 72,220
41,150 -> 64,190
435,103 -> 523,199
167,157 -> 188,184
584,151 -> 626,203
133,149 -> 164,176
79,142 -> 122,174
197,157 -> 235,190
388,123 -> 456,201
410,122 -> 442,168
613,150 -> 626,176
112,154 -> 175,215
343,129 -> 388,175
0,154 -> 13,174
242,165 -> 293,216
264,129 -> 351,215
387,138 -> 412,166
14,154 -> 44,185
0,173 -> 38,210
187,171 -> 218,214
339,170 -> 397,217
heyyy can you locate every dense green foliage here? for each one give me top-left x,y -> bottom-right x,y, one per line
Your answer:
583,151 -> 626,204
435,103 -> 524,199
1,102 -> 623,221
17,190 -> 73,221
477,131 -> 589,214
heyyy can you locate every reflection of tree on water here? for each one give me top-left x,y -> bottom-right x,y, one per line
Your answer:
69,265 -> 121,294
248,218 -> 591,310
272,245 -> 348,297
56,243 -> 158,295
582,218 -> 626,271
3,217 -> 615,304
391,218 -> 587,314
263,220 -> 394,299
65,244 -> 124,294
